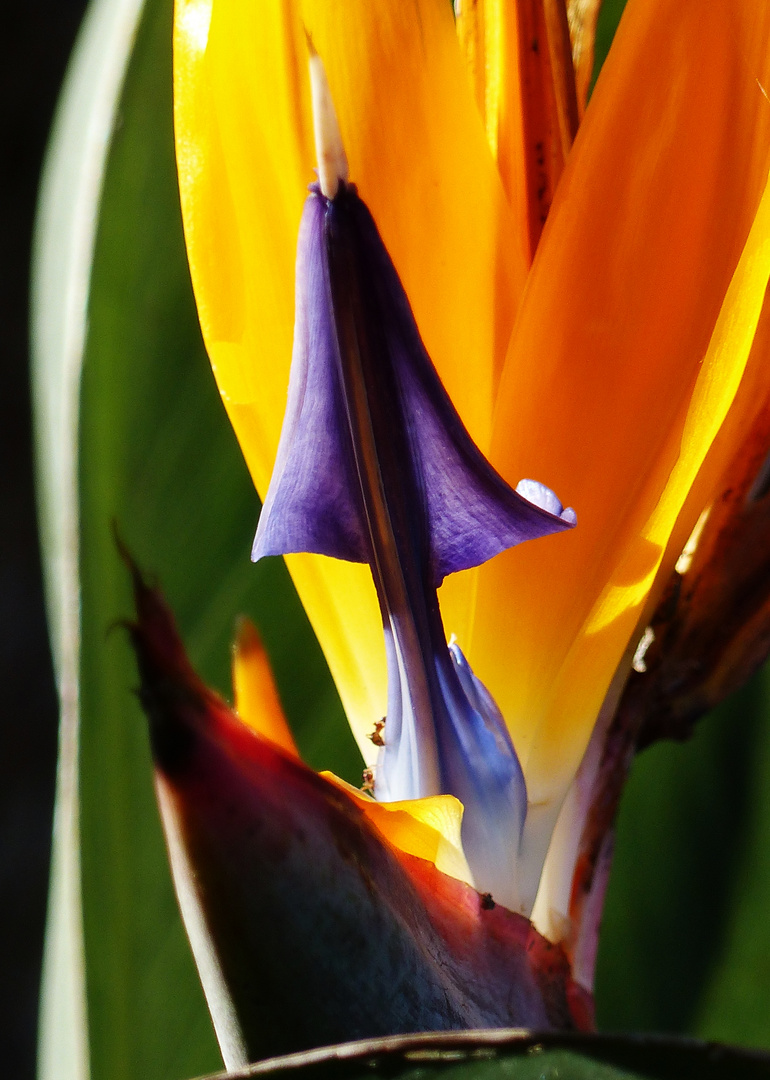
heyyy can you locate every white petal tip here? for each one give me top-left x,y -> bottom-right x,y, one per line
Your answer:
561,506 -> 577,525
516,478 -> 576,524
307,46 -> 349,200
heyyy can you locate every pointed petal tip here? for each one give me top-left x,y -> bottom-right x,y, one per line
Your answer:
232,615 -> 300,758
307,46 -> 349,200
233,612 -> 259,654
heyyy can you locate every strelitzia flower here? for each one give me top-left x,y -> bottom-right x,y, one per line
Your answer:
146,0 -> 770,1062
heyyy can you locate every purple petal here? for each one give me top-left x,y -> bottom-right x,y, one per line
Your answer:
348,195 -> 576,584
253,186 -> 575,584
375,637 -> 528,913
440,641 -> 528,912
252,195 -> 370,565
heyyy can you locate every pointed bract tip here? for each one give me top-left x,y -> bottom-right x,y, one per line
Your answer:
233,613 -> 262,658
120,550 -> 214,778
307,43 -> 349,199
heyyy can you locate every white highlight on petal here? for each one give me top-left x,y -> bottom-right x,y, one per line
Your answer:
675,505 -> 711,575
177,0 -> 212,56
307,41 -> 349,200
516,477 -> 576,523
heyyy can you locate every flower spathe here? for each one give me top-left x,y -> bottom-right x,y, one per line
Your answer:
175,0 -> 770,925
127,561 -> 592,1068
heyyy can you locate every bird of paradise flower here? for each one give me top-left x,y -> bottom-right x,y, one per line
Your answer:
140,0 -> 770,1067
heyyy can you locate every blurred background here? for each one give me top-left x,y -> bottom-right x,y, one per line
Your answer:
2,3 -> 88,1076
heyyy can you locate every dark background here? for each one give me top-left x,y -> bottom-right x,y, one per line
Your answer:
2,3 -> 88,1076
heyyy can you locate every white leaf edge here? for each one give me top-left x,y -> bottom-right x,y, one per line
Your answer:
31,0 -> 147,1076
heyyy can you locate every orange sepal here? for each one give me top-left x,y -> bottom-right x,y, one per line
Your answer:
231,615 -> 299,758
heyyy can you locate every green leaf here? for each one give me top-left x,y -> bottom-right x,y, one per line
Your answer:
32,0 -> 149,1076
596,664 -> 770,1049
592,0 -> 630,83
33,0 -> 362,1076
193,1031 -> 770,1080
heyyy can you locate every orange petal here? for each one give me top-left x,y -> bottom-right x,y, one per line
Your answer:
174,0 -> 523,754
322,773 -> 473,886
471,0 -> 770,821
231,616 -> 299,758
456,0 -> 579,259
643,270 -> 770,626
